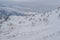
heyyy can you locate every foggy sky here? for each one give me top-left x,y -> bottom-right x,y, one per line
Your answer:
0,0 -> 60,11
0,0 -> 60,5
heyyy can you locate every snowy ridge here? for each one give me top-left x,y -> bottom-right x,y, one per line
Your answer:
0,6 -> 36,24
0,7 -> 60,40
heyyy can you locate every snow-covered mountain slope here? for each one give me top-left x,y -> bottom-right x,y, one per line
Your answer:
0,6 -> 36,24
0,7 -> 60,40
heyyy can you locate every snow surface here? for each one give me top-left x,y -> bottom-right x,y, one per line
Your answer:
0,7 -> 60,40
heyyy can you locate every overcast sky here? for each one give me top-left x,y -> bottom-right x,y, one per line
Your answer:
0,0 -> 60,5
0,0 -> 60,3
0,0 -> 60,11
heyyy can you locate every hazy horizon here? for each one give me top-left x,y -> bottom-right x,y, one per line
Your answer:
0,0 -> 60,12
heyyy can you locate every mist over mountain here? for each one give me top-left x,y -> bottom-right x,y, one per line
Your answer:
0,0 -> 60,12
0,6 -> 60,40
0,0 -> 60,40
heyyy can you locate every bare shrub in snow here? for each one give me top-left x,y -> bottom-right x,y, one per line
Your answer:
59,14 -> 60,17
7,23 -> 13,26
31,22 -> 35,26
29,18 -> 33,21
0,30 -> 2,34
19,21 -> 22,24
47,15 -> 49,17
39,18 -> 42,21
43,18 -> 48,22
